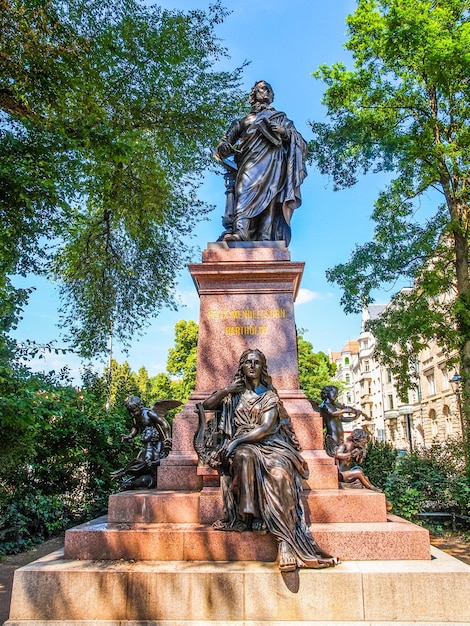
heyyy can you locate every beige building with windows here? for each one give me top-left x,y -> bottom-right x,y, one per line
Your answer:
330,306 -> 462,451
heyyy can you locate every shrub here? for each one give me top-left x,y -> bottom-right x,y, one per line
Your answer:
363,438 -> 470,521
383,474 -> 423,520
360,440 -> 398,490
0,369 -> 129,555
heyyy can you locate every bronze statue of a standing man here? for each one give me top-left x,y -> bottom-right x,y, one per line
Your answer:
215,81 -> 307,245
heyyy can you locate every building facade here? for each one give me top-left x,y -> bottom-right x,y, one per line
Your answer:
331,306 -> 462,451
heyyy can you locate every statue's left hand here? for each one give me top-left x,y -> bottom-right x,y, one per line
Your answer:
221,439 -> 237,460
271,124 -> 287,138
216,140 -> 232,158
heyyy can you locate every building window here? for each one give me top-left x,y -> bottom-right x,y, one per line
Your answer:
430,408 -> 438,438
441,368 -> 449,391
344,357 -> 350,365
388,394 -> 394,410
346,392 -> 352,403
364,360 -> 370,372
445,417 -> 453,436
345,374 -> 350,384
387,369 -> 392,383
426,373 -> 436,396
443,405 -> 453,436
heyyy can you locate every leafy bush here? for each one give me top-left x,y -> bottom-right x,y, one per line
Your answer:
360,440 -> 398,490
383,474 -> 423,520
362,438 -> 470,521
0,368 -> 129,555
391,439 -> 469,515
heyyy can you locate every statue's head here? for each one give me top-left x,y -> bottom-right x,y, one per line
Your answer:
124,395 -> 142,412
320,385 -> 338,401
249,80 -> 274,106
349,428 -> 369,445
236,348 -> 272,388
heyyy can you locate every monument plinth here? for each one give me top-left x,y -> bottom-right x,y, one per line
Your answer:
190,241 -> 303,391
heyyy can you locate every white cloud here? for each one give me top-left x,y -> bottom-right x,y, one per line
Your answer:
295,288 -> 320,305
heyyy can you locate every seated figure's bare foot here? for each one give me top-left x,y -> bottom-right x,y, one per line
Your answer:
278,541 -> 298,572
252,518 -> 268,533
299,541 -> 340,569
212,518 -> 247,532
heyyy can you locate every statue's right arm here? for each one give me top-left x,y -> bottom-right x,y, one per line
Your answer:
203,380 -> 244,410
122,426 -> 138,441
216,120 -> 241,158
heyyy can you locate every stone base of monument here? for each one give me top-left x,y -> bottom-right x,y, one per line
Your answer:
5,543 -> 470,625
6,484 -> 470,625
60,498 -> 430,563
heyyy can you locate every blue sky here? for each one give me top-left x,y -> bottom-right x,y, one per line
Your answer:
13,0 -> 400,381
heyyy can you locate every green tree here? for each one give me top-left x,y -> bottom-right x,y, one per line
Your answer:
135,366 -> 152,406
0,368 -> 129,553
150,372 -> 177,402
106,359 -> 140,410
297,333 -> 337,403
309,0 -> 470,469
1,0 -> 245,357
166,319 -> 198,402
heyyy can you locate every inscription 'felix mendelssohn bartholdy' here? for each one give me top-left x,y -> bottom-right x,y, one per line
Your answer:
207,308 -> 287,320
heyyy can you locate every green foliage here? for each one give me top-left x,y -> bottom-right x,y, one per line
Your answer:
0,0 -> 246,357
166,320 -> 199,403
105,359 -> 141,409
366,438 -> 470,520
150,372 -> 176,401
0,367 -> 129,555
309,0 -> 470,458
383,475 -> 423,521
360,440 -> 398,490
297,333 -> 337,403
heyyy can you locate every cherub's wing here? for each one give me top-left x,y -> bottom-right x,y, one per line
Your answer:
151,399 -> 182,418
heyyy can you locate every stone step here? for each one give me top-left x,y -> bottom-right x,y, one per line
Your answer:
63,513 -> 430,562
6,546 -> 470,624
107,488 -> 388,526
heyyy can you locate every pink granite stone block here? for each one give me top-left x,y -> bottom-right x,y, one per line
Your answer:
302,489 -> 388,523
311,515 -> 431,561
183,526 -> 278,562
108,491 -> 200,524
202,241 -> 291,263
199,487 -> 224,524
170,408 -> 199,452
156,463 -> 201,491
64,522 -> 186,561
189,247 -> 305,393
62,513 -> 431,562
